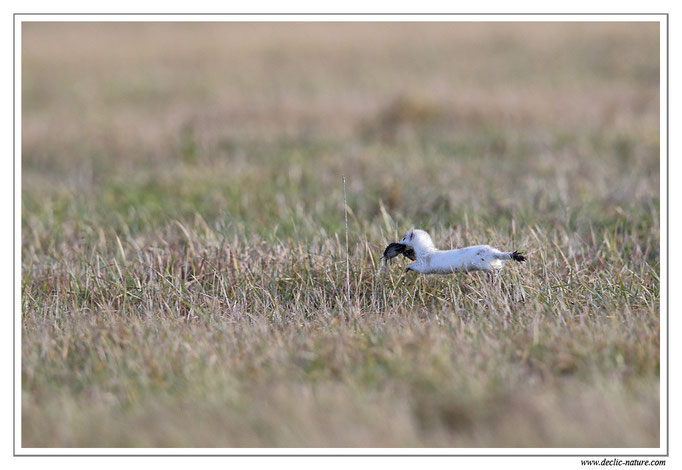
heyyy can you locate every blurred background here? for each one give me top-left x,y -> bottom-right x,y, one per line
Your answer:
23,22 -> 659,243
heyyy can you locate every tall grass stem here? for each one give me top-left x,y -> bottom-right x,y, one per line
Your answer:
343,175 -> 350,303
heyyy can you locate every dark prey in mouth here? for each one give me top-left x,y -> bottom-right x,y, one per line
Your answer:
382,242 -> 417,261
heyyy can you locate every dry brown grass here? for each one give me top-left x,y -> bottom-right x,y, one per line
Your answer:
21,21 -> 660,448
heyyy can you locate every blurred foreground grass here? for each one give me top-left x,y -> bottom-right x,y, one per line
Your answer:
22,22 -> 660,447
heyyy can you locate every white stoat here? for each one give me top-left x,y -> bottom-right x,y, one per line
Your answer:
396,229 -> 526,274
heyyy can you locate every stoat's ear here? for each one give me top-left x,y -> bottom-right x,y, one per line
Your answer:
408,229 -> 414,241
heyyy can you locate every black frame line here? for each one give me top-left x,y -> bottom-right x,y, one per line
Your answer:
13,12 -> 669,458
12,13 -> 670,15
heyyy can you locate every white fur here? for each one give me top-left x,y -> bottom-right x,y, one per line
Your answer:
399,229 -> 518,274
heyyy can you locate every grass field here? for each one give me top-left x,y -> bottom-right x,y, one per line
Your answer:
21,22 -> 660,448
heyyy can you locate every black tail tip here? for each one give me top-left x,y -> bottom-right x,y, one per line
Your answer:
511,251 -> 526,262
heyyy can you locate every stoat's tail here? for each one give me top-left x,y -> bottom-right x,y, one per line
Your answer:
509,251 -> 526,262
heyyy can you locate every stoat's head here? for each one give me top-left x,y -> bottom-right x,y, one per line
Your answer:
400,229 -> 435,254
